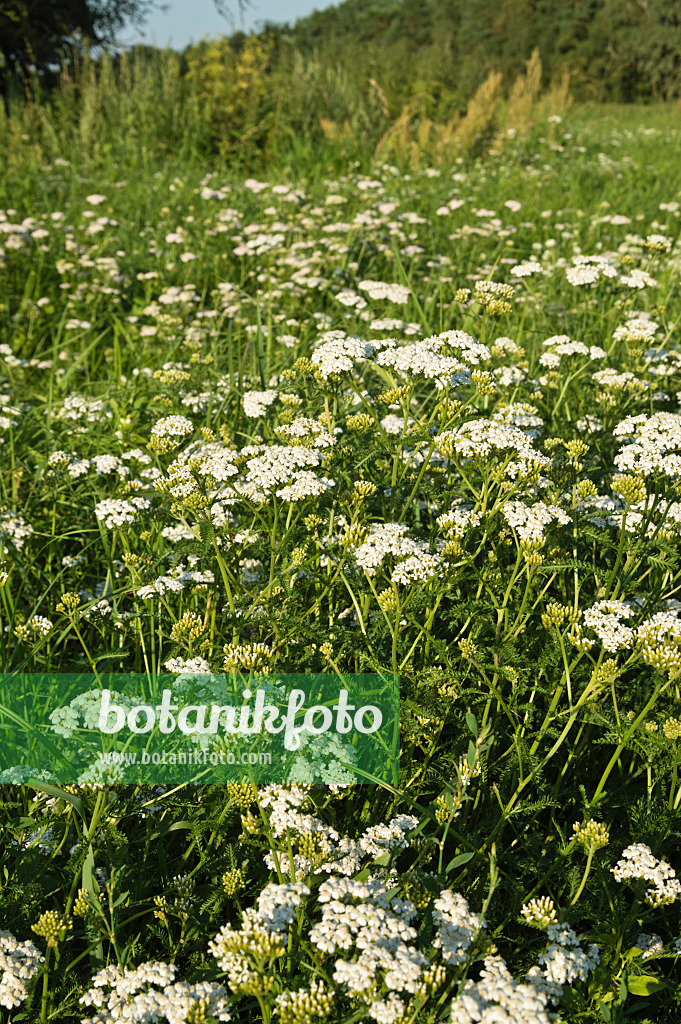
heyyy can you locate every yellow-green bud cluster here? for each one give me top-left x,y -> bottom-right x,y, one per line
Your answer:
226,782 -> 257,808
223,642 -> 272,671
297,832 -> 327,863
222,869 -> 246,896
541,602 -> 570,630
240,811 -> 261,835
571,819 -> 610,851
170,611 -> 205,645
353,480 -> 377,498
186,996 -> 214,1023
56,591 -> 81,614
663,717 -> 681,740
612,474 -> 647,506
639,642 -> 681,675
381,385 -> 411,404
522,545 -> 544,567
377,588 -> 399,613
148,435 -> 181,455
342,523 -> 367,547
575,479 -> 598,500
592,659 -> 620,686
73,889 -> 91,916
486,299 -> 513,317
435,793 -> 459,825
153,368 -> 191,385
275,980 -> 334,1024
441,539 -> 463,559
459,638 -> 478,659
319,641 -> 334,661
31,910 -> 72,947
475,281 -> 515,307
415,964 -> 447,997
471,370 -> 496,396
521,896 -> 557,930
347,412 -> 374,432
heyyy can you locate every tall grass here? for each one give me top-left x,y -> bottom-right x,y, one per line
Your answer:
0,43 -> 573,176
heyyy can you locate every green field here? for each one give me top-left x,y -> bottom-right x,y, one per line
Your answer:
0,92 -> 680,1023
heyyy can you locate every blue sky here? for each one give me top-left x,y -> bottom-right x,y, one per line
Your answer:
120,0 -> 337,49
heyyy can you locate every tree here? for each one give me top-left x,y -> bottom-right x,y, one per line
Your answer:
0,0 -> 248,94
0,1 -> 160,92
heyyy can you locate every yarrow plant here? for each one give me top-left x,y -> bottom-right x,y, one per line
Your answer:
0,105 -> 681,1023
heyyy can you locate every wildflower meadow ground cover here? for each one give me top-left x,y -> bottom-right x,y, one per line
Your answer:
0,106 -> 681,1022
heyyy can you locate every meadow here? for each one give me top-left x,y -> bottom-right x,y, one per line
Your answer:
0,92 -> 680,1023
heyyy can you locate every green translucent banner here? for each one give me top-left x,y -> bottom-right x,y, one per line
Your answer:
0,673 -> 399,786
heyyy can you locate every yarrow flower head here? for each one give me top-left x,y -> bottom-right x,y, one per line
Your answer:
612,843 -> 681,907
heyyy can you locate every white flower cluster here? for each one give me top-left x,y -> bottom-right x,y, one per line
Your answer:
565,254 -> 619,286
255,882 -> 310,933
612,843 -> 681,906
635,610 -> 681,665
276,471 -> 335,501
94,497 -> 151,529
491,402 -> 545,439
0,766 -> 58,785
614,412 -> 681,477
620,268 -> 657,289
637,932 -> 665,960
432,891 -> 485,966
435,419 -> 551,479
359,815 -> 419,857
380,413 -> 414,434
0,511 -> 34,550
376,333 -> 485,390
358,279 -> 411,303
242,389 -> 278,418
437,507 -> 482,538
592,368 -> 647,393
79,961 -> 231,1023
164,655 -> 211,674
310,876 -> 426,1004
288,730 -> 358,787
370,318 -> 422,334
510,260 -> 543,277
311,335 -> 375,378
0,930 -> 44,1009
135,562 -> 214,599
527,923 -> 600,1003
541,335 -> 607,363
437,330 -> 492,365
352,523 -> 427,576
336,289 -> 368,309
150,415 -> 194,439
502,501 -> 571,544
242,444 -> 323,495
275,417 -> 337,448
451,955 -> 551,1024
260,789 -> 426,879
613,316 -> 659,344
50,689 -> 139,738
391,552 -> 441,585
58,393 -> 112,424
582,600 -> 635,652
